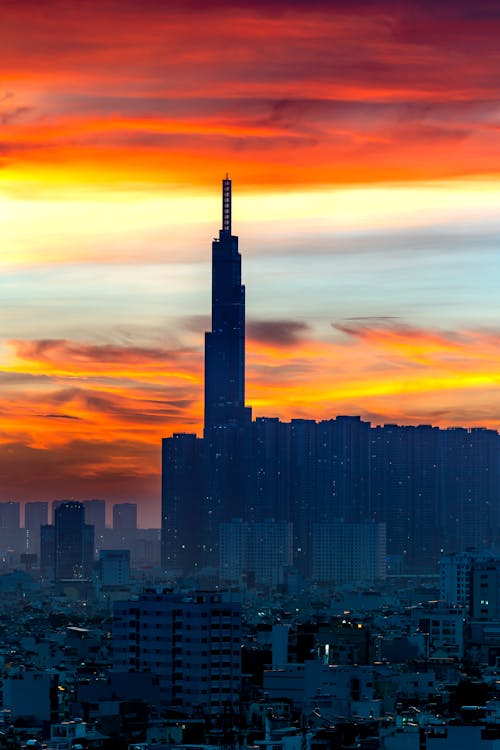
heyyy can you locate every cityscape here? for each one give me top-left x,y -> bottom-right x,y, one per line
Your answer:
0,177 -> 497,749
3,1 -> 500,749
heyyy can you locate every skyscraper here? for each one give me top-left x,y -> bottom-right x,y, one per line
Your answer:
203,177 -> 250,560
162,178 -> 250,572
204,175 -> 247,432
40,501 -> 94,581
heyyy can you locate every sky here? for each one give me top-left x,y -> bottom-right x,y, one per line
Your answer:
2,0 -> 500,525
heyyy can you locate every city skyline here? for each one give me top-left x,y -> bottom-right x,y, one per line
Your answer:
2,0 -> 500,525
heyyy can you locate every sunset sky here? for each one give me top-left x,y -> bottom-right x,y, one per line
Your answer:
2,0 -> 500,525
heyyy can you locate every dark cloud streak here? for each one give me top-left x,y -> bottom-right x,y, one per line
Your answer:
248,319 -> 310,347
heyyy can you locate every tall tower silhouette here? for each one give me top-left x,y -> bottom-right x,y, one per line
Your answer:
162,178 -> 248,572
204,176 -> 246,433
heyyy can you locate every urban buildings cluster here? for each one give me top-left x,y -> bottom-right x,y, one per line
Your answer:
0,499 -> 160,580
0,549 -> 498,748
161,179 -> 500,582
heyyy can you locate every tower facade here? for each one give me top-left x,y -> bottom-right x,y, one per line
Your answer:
204,176 -> 246,432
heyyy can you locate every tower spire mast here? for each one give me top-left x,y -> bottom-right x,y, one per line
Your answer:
222,173 -> 231,234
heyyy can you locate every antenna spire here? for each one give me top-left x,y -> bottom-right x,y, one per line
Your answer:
222,175 -> 231,234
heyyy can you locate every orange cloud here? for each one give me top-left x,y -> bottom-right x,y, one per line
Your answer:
0,339 -> 204,459
2,1 -> 500,193
1,321 -> 500,519
8,339 -> 201,381
246,320 -> 500,422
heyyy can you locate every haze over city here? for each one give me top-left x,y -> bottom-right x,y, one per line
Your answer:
2,0 -> 500,525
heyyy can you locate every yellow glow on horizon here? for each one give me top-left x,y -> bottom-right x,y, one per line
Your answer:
3,178 -> 500,267
239,178 -> 500,233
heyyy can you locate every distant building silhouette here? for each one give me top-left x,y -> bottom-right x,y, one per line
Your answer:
161,432 -> 204,572
0,501 -> 21,558
99,548 -> 130,586
113,502 -> 137,533
41,501 -> 94,581
83,499 -> 106,535
24,501 -> 48,557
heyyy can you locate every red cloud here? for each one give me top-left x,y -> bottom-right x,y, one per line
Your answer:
3,1 -> 500,190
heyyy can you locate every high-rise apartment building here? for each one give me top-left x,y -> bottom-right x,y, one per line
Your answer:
219,519 -> 293,587
248,417 -> 291,523
161,433 -> 204,571
371,424 -> 442,570
112,590 -> 242,715
440,548 -> 499,609
470,558 -> 500,620
312,521 -> 386,584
